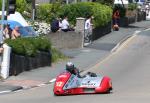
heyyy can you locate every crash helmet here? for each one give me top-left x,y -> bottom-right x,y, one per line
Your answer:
66,62 -> 75,72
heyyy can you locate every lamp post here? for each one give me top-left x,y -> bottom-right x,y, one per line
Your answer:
0,0 -> 6,43
32,0 -> 35,21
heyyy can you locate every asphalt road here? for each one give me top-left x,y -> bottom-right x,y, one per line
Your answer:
0,29 -> 150,103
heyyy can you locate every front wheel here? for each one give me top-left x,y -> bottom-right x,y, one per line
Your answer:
107,87 -> 113,93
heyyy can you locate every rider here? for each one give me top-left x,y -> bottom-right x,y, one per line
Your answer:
66,62 -> 81,77
66,62 -> 97,77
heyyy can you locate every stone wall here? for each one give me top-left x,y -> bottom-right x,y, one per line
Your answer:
47,31 -> 84,49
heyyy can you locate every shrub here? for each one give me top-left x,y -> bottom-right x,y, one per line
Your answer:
4,36 -> 51,57
36,3 -> 62,23
5,38 -> 26,55
90,2 -> 112,27
16,0 -> 27,14
58,2 -> 93,25
36,4 -> 53,23
5,37 -> 67,63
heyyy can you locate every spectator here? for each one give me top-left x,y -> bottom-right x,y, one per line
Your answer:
112,9 -> 120,31
61,16 -> 74,32
3,24 -> 12,39
0,43 -> 4,53
51,17 -> 60,33
145,4 -> 150,16
11,26 -> 21,39
84,15 -> 93,43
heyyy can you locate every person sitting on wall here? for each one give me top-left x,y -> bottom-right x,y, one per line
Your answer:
51,17 -> 61,33
61,16 -> 74,32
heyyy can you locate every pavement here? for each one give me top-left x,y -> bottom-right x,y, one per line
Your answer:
0,20 -> 150,94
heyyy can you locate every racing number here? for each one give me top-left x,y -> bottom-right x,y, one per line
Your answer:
56,82 -> 63,87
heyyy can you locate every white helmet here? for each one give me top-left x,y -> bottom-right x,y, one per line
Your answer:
66,62 -> 75,72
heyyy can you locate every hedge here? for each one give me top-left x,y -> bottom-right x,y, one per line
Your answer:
36,2 -> 112,28
4,36 -> 51,57
36,3 -> 62,23
4,36 -> 67,63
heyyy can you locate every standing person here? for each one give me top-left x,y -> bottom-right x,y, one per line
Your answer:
11,26 -> 21,39
51,17 -> 60,33
61,16 -> 70,32
145,4 -> 150,16
112,9 -> 120,31
84,15 -> 93,44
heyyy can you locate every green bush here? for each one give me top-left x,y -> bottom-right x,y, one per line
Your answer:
36,3 -> 62,23
58,2 -> 93,25
36,4 -> 53,22
36,2 -> 112,27
20,38 -> 37,56
5,38 -> 26,55
90,2 -> 112,27
4,36 -> 51,57
16,0 -> 27,14
59,2 -> 112,27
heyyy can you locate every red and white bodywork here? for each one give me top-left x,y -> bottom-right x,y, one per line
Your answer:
53,71 -> 112,95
